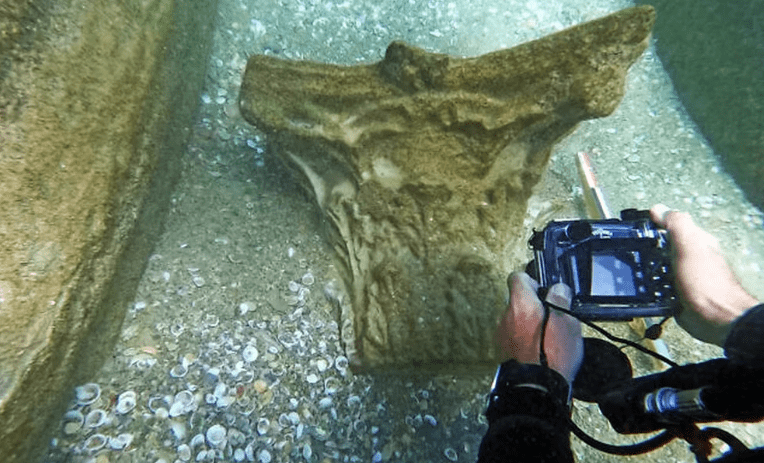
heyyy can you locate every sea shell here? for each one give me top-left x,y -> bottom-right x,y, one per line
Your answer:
256,417 -> 270,435
148,395 -> 171,413
205,367 -> 221,384
204,313 -> 219,328
190,433 -> 206,448
301,272 -> 315,286
109,433 -> 134,450
334,355 -> 349,374
270,363 -> 286,376
62,410 -> 84,435
170,420 -> 187,441
240,398 -> 257,417
302,443 -> 312,459
170,390 -> 195,417
169,401 -> 185,417
444,447 -> 458,461
169,363 -> 188,378
238,369 -> 255,383
228,428 -> 246,447
315,358 -> 328,372
84,409 -> 109,428
115,390 -> 137,414
213,382 -> 227,400
258,449 -> 272,463
75,383 -> 101,406
313,426 -> 332,441
406,414 -> 423,428
238,301 -> 254,316
245,443 -> 256,461
170,320 -> 185,337
82,433 -> 108,453
217,395 -> 236,408
178,443 -> 192,461
277,331 -> 297,348
129,352 -> 157,369
353,419 -> 367,434
324,377 -> 340,395
242,344 -> 259,363
206,424 -> 227,448
346,395 -> 361,408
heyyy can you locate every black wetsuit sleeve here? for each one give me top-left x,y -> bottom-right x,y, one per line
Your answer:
724,303 -> 764,364
477,360 -> 574,463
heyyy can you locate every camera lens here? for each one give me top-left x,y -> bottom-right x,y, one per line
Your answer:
564,222 -> 592,241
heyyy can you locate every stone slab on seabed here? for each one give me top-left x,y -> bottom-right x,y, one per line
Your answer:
239,6 -> 655,373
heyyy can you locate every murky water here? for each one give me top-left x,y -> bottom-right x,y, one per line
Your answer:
44,1 -> 764,462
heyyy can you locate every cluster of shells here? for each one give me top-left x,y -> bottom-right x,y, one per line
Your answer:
49,260 -> 490,463
55,274 -> 337,461
49,261 -> 487,462
59,384 -> 135,454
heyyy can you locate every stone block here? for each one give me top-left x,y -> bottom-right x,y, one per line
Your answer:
239,6 -> 654,373
0,0 -> 217,461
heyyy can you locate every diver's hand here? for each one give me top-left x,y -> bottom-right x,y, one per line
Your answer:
496,272 -> 583,384
651,204 -> 759,346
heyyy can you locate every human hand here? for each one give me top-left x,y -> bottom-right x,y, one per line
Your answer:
650,204 -> 759,346
496,272 -> 584,384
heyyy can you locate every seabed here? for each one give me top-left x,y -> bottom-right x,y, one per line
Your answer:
45,1 -> 764,462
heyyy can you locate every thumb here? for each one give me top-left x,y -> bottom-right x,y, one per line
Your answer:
545,283 -> 573,310
650,203 -> 672,228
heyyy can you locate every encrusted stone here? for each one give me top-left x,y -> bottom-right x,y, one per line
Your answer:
239,7 -> 655,373
0,2 -> 216,460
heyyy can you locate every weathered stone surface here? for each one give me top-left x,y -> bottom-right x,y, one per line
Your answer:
0,1 -> 217,461
239,6 -> 655,373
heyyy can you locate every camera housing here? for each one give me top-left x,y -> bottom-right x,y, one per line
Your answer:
529,209 -> 676,320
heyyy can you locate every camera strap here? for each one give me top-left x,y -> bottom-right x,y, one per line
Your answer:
540,298 -> 679,369
538,298 -> 553,370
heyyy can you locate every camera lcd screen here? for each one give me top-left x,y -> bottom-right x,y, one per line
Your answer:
590,252 -> 636,297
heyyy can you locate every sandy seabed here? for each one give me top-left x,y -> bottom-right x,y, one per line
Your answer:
45,1 -> 764,462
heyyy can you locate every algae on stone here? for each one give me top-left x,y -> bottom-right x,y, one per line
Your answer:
239,6 -> 655,373
0,1 -> 217,461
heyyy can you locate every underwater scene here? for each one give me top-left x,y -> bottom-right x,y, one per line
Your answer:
44,0 -> 764,462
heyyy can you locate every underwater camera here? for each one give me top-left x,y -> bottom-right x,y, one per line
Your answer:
528,209 -> 676,320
